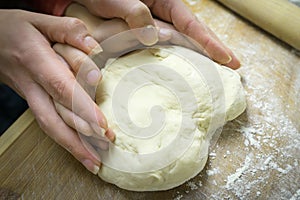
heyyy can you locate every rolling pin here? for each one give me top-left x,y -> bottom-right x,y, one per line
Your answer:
217,0 -> 300,50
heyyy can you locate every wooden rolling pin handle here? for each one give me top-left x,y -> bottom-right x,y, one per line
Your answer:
217,0 -> 300,51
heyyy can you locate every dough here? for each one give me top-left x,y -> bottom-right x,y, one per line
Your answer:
95,46 -> 246,191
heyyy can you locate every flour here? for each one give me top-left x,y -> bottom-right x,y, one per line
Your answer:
290,189 -> 300,200
163,1 -> 300,199
226,155 -> 251,187
206,167 -> 220,176
170,4 -> 300,197
185,181 -> 198,191
185,0 -> 201,6
218,61 -> 300,198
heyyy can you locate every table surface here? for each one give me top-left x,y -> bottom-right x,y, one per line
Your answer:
1,0 -> 300,199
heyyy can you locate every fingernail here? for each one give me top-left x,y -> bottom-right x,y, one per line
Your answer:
105,128 -> 116,142
87,69 -> 101,85
82,159 -> 100,175
226,56 -> 241,69
97,114 -> 108,129
224,55 -> 232,64
139,25 -> 159,46
84,36 -> 102,56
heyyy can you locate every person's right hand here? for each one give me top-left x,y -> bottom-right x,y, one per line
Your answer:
0,9 -> 114,174
71,0 -> 240,69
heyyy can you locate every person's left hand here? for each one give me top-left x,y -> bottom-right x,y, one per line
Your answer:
0,9 -> 115,174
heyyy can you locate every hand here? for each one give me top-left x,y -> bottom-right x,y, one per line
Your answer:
59,4 -> 222,157
71,0 -> 240,69
0,9 -> 114,174
54,5 -> 179,162
64,3 -> 221,60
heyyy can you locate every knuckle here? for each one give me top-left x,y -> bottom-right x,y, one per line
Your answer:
10,49 -> 24,66
202,37 -> 212,51
181,18 -> 196,35
64,17 -> 86,31
61,17 -> 89,45
50,77 -> 72,102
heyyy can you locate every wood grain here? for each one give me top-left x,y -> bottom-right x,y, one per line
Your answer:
0,109 -> 34,155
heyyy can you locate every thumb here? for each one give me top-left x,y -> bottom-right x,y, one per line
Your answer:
31,13 -> 102,55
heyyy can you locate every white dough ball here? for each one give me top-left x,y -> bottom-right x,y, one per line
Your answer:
95,46 -> 246,191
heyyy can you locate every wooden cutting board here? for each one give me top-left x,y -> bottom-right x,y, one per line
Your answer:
1,0 -> 300,199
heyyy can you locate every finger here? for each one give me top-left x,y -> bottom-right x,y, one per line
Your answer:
72,1 -> 158,45
25,83 -> 101,174
222,46 -> 241,69
146,0 -> 240,68
88,17 -> 173,44
30,13 -> 102,56
53,43 -> 102,86
53,44 -> 116,142
75,1 -> 154,28
54,100 -> 115,143
105,128 -> 116,142
54,101 -> 95,136
92,19 -> 130,42
21,36 -> 108,136
65,4 -> 130,43
85,135 -> 110,151
157,28 -> 202,52
64,3 -> 107,34
200,25 -> 241,69
66,3 -> 172,44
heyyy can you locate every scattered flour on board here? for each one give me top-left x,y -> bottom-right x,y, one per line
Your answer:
172,1 -> 300,199
290,189 -> 300,200
185,0 -> 201,6
173,40 -> 300,200
186,181 -> 199,190
226,155 -> 252,187
217,43 -> 300,199
206,167 -> 220,176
